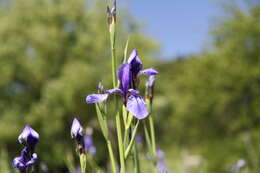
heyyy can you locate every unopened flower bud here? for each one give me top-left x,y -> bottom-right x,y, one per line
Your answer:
145,75 -> 156,103
18,125 -> 39,151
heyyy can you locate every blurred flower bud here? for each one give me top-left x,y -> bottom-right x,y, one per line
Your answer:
106,0 -> 116,25
71,118 -> 84,141
97,80 -> 104,94
145,75 -> 156,103
18,125 -> 39,151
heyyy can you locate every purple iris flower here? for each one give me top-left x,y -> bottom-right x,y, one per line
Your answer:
75,167 -> 81,173
71,118 -> 84,141
86,63 -> 148,119
13,126 -> 39,173
135,133 -> 143,145
127,49 -> 158,89
18,125 -> 39,151
156,149 -> 168,173
84,136 -> 96,155
13,147 -> 38,173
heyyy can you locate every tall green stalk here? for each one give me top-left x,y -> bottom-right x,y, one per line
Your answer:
116,112 -> 126,173
147,101 -> 158,173
107,140 -> 117,173
80,154 -> 87,173
108,2 -> 126,172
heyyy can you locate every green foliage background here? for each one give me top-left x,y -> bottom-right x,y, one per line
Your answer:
0,0 -> 259,173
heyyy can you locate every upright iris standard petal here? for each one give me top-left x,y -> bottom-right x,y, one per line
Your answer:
118,63 -> 131,94
126,95 -> 148,119
18,125 -> 39,148
140,67 -> 158,76
127,49 -> 142,77
86,94 -> 108,103
71,118 -> 84,140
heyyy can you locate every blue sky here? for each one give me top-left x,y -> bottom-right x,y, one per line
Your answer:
120,0 -> 227,58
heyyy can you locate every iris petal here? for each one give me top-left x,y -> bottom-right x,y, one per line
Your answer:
18,125 -> 39,147
140,67 -> 158,76
26,153 -> 38,167
71,118 -> 83,139
128,49 -> 143,77
118,63 -> 131,94
86,94 -> 108,103
106,88 -> 123,95
128,89 -> 139,96
126,95 -> 148,119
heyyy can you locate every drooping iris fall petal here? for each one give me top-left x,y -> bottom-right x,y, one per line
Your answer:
126,95 -> 148,119
86,94 -> 109,103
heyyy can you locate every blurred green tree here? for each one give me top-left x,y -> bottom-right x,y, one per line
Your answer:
156,3 -> 260,173
0,0 -> 158,171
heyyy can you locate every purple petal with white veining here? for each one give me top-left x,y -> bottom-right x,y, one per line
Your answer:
126,95 -> 148,119
128,89 -> 139,96
118,63 -> 131,94
140,67 -> 158,76
86,94 -> 108,103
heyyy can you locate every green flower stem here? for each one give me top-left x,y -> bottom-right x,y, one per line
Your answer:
143,121 -> 152,154
116,112 -> 126,173
123,127 -> 129,150
80,154 -> 87,173
124,120 -> 140,159
122,105 -> 128,128
133,142 -> 140,173
109,22 -> 117,88
95,103 -> 116,173
146,100 -> 158,173
95,104 -> 108,140
107,140 -> 117,173
149,116 -> 157,158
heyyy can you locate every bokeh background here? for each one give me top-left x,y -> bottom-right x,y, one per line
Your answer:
0,0 -> 260,172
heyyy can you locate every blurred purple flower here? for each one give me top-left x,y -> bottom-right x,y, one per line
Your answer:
18,125 -> 39,151
86,62 -> 149,119
71,118 -> 84,141
75,167 -> 81,173
156,149 -> 168,173
135,133 -> 143,144
84,136 -> 96,155
13,147 -> 38,173
13,126 -> 39,173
